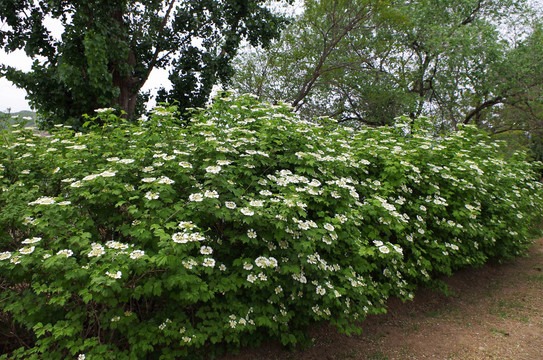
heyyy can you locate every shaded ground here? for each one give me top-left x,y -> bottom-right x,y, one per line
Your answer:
221,238 -> 543,360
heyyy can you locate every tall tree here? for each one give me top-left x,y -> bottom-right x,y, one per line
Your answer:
232,0 -> 406,125
231,0 -> 533,128
0,0 -> 286,127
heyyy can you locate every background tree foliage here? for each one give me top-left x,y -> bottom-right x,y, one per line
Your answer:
0,0 -> 287,128
231,0 -> 542,135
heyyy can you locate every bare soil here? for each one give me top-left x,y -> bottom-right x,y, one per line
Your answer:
221,238 -> 543,360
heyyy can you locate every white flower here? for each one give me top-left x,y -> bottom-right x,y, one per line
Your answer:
58,201 -> 71,206
57,249 -> 73,257
100,170 -> 117,178
189,193 -> 204,202
259,190 -> 273,196
78,354 -> 86,360
204,190 -> 219,198
10,256 -> 21,264
107,157 -> 120,162
178,221 -> 196,231
88,243 -> 105,257
106,270 -> 122,279
247,229 -> 257,239
202,258 -> 215,267
316,286 -> 326,296
29,196 -> 57,205
240,207 -> 254,216
118,159 -> 135,164
0,251 -> 12,260
130,250 -> 145,259
95,107 -> 115,113
67,145 -> 87,150
200,246 -> 213,255
19,246 -> 35,255
255,256 -> 277,268
106,241 -> 129,250
22,237 -> 42,244
323,223 -> 335,232
246,274 -> 257,283
179,161 -> 193,168
249,200 -> 264,207
70,181 -> 83,188
382,202 -> 396,211
172,232 -> 190,244
217,160 -> 231,165
219,264 -> 227,271
243,262 -> 253,270
145,191 -> 159,200
378,245 -> 390,254
141,177 -> 156,183
205,165 -> 221,174
157,176 -> 175,185
225,201 -> 237,209
82,174 -> 101,181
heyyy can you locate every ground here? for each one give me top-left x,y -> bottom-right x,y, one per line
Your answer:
221,238 -> 543,360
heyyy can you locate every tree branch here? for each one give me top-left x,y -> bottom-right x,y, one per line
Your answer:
138,0 -> 177,91
463,96 -> 504,124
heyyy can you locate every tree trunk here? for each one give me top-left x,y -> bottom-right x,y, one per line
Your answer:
112,48 -> 139,119
111,10 -> 139,119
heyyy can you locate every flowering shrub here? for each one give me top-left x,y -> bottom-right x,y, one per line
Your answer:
1,95 -> 542,359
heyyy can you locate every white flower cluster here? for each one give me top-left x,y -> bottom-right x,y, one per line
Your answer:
106,241 -> 129,250
254,256 -> 278,268
145,191 -> 160,200
130,250 -> 145,259
28,196 -> 56,205
22,237 -> 42,244
88,243 -> 105,257
106,270 -> 122,279
19,246 -> 35,255
56,249 -> 73,257
205,165 -> 221,174
293,218 -> 318,231
172,221 -> 205,244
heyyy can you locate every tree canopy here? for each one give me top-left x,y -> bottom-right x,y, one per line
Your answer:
0,0 -> 286,127
231,0 -> 542,132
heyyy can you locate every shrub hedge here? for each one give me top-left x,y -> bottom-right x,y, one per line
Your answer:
0,94 -> 541,359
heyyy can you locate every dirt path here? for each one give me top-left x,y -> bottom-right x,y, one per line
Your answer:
222,238 -> 543,360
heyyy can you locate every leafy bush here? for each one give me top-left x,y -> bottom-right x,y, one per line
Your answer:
1,94 -> 541,359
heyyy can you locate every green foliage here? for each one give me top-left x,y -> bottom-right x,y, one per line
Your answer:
231,0 -> 537,129
0,0 -> 286,127
0,95 -> 542,359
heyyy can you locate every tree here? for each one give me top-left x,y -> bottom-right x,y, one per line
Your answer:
231,0 -> 534,128
0,0 -> 286,127
232,0 -> 407,125
483,24 -> 543,161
